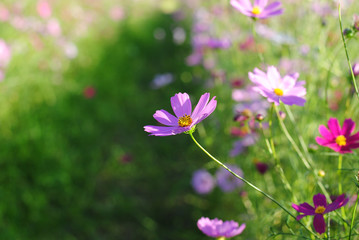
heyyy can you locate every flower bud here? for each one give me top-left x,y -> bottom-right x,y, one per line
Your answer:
352,62 -> 359,77
353,14 -> 359,31
318,170 -> 325,177
255,113 -> 264,122
278,111 -> 286,119
308,143 -> 318,153
253,159 -> 269,175
343,28 -> 354,38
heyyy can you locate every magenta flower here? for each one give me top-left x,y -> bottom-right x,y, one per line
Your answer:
197,217 -> 246,238
230,0 -> 283,19
249,66 -> 306,106
144,93 -> 217,136
316,118 -> 359,154
292,193 -> 349,234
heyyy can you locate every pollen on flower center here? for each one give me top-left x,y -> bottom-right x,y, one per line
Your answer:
274,88 -> 284,96
335,135 -> 347,146
178,114 -> 193,127
251,6 -> 262,15
315,206 -> 326,214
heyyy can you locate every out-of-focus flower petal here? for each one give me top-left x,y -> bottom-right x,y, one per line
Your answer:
313,214 -> 326,235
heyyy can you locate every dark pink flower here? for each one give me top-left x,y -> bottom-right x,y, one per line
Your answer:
197,217 -> 246,238
316,118 -> 359,154
292,193 -> 348,234
144,93 -> 217,136
83,86 -> 96,99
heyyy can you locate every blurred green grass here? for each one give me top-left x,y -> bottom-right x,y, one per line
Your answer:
0,7 -> 217,239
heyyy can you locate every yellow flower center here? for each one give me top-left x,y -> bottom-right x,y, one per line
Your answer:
178,114 -> 193,127
252,6 -> 262,15
274,88 -> 284,96
335,135 -> 347,146
315,206 -> 326,214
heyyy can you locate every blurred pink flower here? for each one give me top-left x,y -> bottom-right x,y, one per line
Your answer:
11,16 -> 26,30
197,217 -> 246,238
37,0 -> 52,19
0,6 -> 9,22
46,18 -> 61,37
83,86 -> 96,99
0,40 -> 11,68
110,6 -> 125,21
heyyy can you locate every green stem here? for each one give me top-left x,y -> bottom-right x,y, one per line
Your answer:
349,190 -> 359,240
338,2 -> 359,100
265,105 -> 296,200
337,154 -> 348,233
274,105 -> 311,169
275,105 -> 332,201
338,154 -> 343,194
251,20 -> 264,64
284,105 -> 314,166
189,132 -> 318,237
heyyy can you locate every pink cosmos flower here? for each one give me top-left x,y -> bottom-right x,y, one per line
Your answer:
197,217 -> 246,238
144,92 -> 217,136
249,66 -> 306,106
230,0 -> 283,19
292,193 -> 348,234
37,0 -> 52,19
316,118 -> 359,154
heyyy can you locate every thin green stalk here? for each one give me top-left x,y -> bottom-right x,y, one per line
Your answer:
338,2 -> 359,100
327,212 -> 331,240
189,132 -> 318,237
284,105 -> 314,166
349,190 -> 359,240
261,106 -> 296,200
337,154 -> 348,233
338,155 -> 343,194
274,105 -> 311,169
275,105 -> 332,201
251,20 -> 264,64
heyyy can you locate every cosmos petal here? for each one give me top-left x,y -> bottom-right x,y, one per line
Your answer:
313,214 -> 326,235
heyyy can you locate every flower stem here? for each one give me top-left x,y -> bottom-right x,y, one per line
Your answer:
349,191 -> 359,240
338,154 -> 343,194
337,154 -> 348,233
251,21 -> 265,64
274,105 -> 310,169
275,105 -> 332,201
266,105 -> 296,200
189,132 -> 318,237
338,2 -> 359,100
